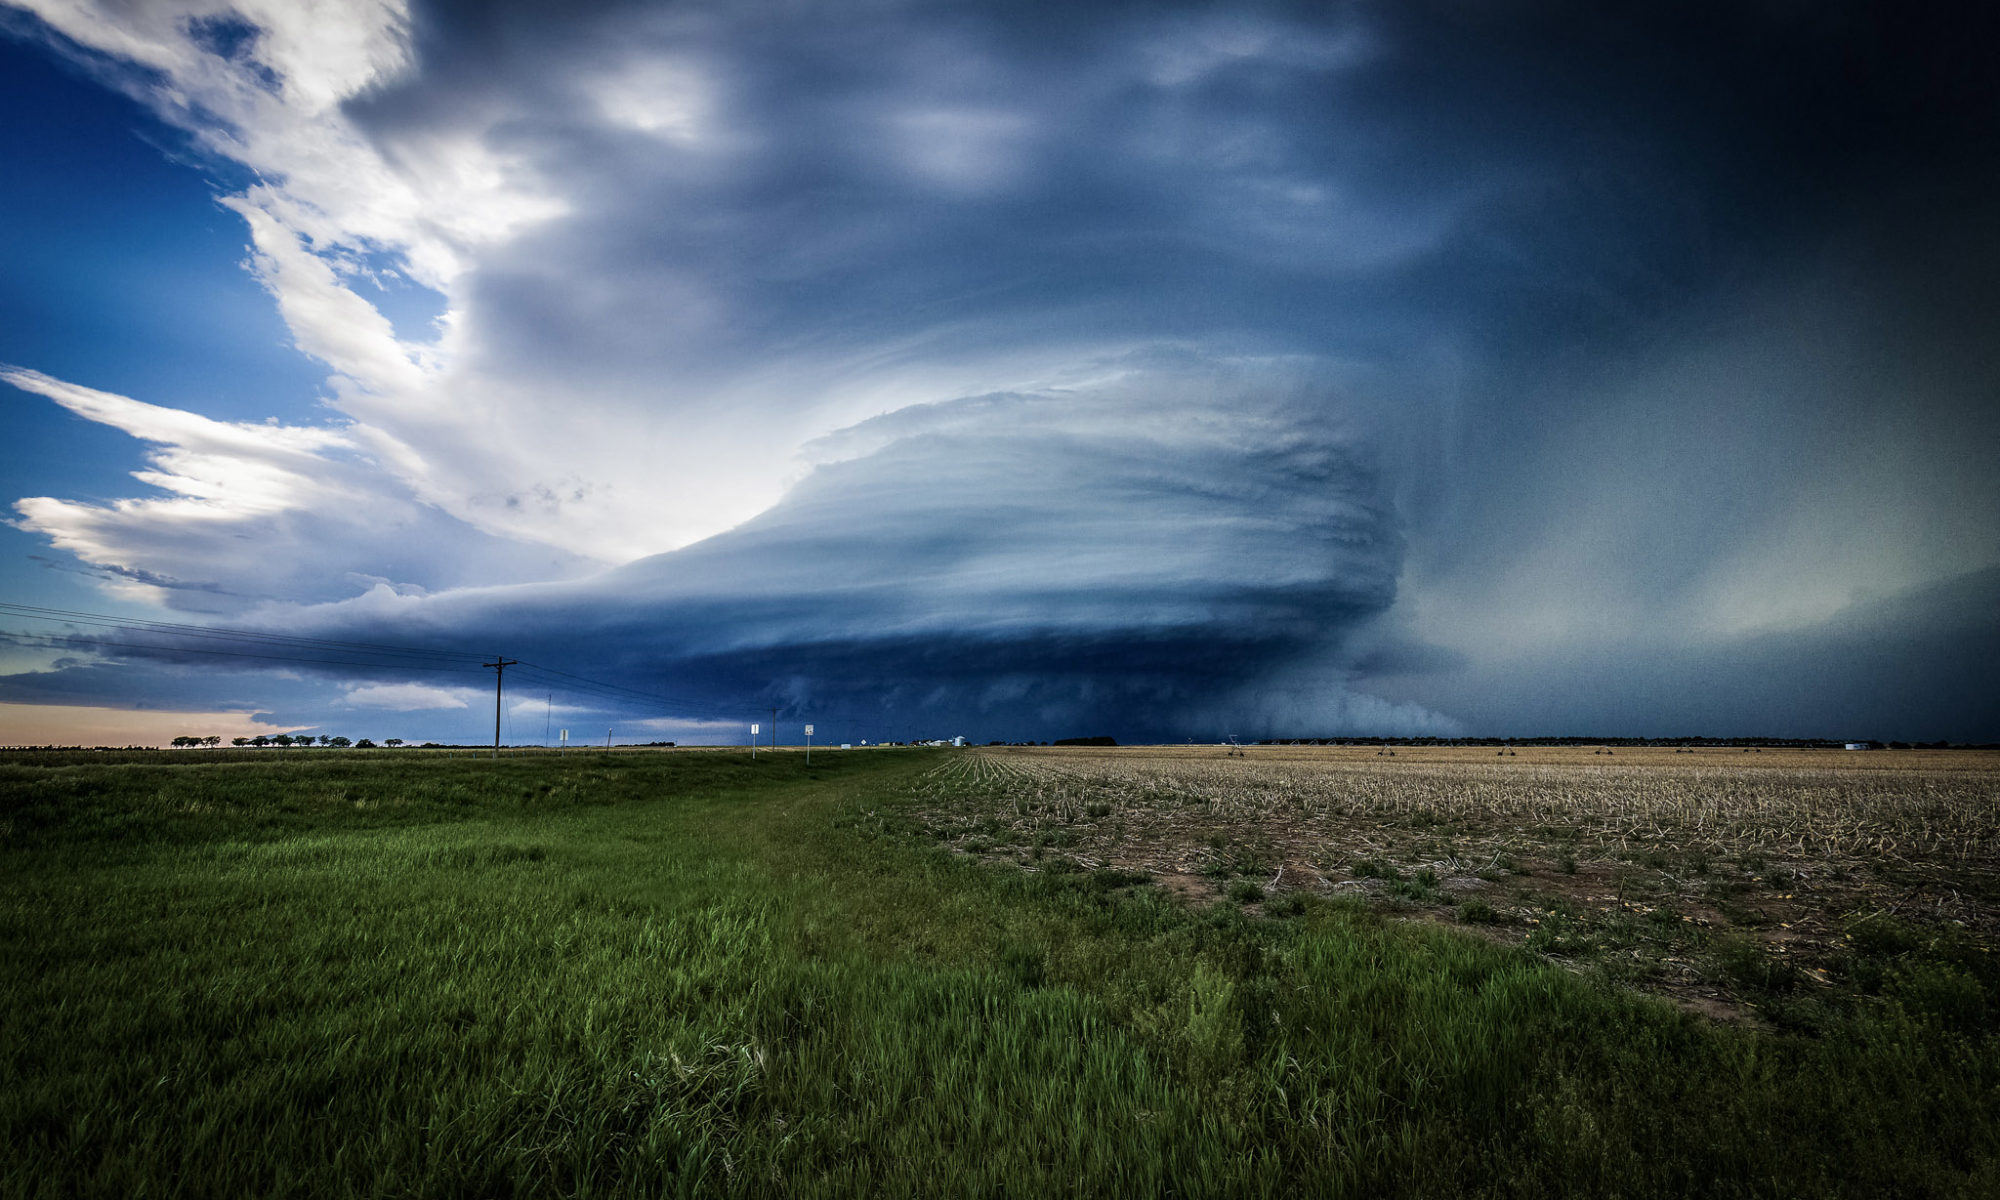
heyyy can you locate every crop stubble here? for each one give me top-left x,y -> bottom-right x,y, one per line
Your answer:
914,745 -> 2000,1017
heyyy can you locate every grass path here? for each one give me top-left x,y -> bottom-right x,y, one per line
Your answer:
3,749 -> 1995,1197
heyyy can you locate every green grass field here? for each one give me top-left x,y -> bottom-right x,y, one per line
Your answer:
3,748 -> 1995,1197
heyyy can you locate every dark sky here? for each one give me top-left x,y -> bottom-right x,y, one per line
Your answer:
1,0 -> 1995,744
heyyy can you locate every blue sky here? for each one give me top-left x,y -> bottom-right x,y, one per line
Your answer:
0,31 -> 311,611
1,0 -> 1996,746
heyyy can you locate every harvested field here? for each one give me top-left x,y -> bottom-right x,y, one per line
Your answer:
913,745 -> 2000,1020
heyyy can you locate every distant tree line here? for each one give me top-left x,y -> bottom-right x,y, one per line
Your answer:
171,735 -> 407,748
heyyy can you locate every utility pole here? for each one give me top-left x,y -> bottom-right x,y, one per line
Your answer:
483,658 -> 517,759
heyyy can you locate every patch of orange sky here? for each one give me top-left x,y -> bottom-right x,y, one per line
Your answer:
0,703 -> 304,748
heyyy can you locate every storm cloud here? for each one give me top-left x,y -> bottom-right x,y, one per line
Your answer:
1,0 -> 1994,741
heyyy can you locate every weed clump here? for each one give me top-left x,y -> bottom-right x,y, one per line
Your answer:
1459,898 -> 1503,925
1351,856 -> 1401,881
1263,892 -> 1310,918
1710,933 -> 1799,994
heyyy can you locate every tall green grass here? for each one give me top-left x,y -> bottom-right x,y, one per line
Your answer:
2,750 -> 1994,1197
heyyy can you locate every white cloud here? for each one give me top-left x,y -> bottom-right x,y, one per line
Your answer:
508,696 -> 591,719
3,367 -> 592,607
9,0 -> 606,554
341,682 -> 478,711
12,0 -> 557,286
585,52 -> 718,145
222,189 -> 436,398
6,366 -> 355,506
13,0 -> 782,564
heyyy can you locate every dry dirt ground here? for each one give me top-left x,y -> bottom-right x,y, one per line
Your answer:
907,745 -> 2000,1021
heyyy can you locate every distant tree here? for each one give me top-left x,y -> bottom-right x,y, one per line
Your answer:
355,738 -> 377,748
273,734 -> 295,747
316,734 -> 330,747
232,737 -> 250,747
250,735 -> 270,747
170,736 -> 194,748
329,736 -> 351,748
384,738 -> 404,748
